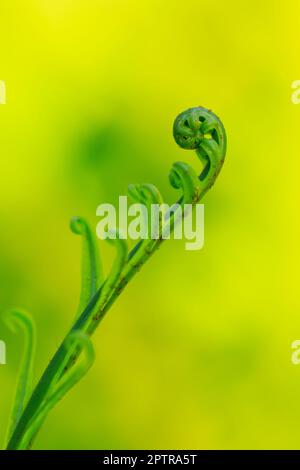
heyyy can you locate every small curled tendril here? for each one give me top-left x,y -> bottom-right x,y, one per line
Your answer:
128,183 -> 163,208
127,183 -> 164,262
70,217 -> 104,319
169,162 -> 201,205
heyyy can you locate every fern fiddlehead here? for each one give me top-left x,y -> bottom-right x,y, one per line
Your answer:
5,106 -> 226,450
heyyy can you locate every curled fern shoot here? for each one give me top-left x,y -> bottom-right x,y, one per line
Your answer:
5,106 -> 227,450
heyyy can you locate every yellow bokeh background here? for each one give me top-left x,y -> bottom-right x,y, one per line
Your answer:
1,0 -> 300,449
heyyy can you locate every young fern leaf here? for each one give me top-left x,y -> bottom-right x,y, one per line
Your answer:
70,217 -> 104,319
127,183 -> 164,266
163,162 -> 202,237
55,217 -> 103,381
16,331 -> 94,450
4,310 -> 36,446
87,232 -> 128,332
169,162 -> 201,205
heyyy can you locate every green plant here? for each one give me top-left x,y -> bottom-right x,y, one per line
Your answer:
3,106 -> 227,450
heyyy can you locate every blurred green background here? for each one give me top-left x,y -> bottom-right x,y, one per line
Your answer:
0,0 -> 299,449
